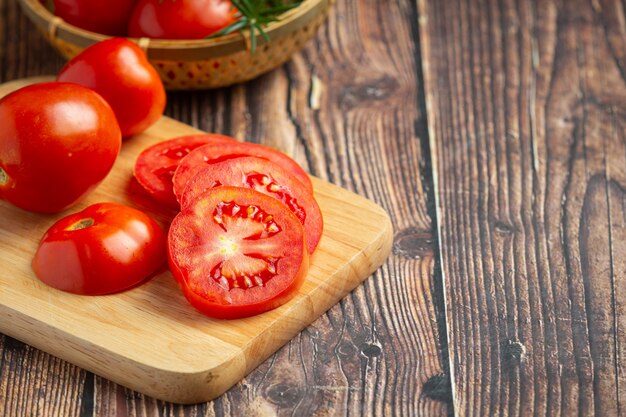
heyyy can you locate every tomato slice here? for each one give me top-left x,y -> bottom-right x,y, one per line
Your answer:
180,156 -> 323,253
172,142 -> 313,204
134,134 -> 234,208
32,203 -> 166,295
168,186 -> 309,319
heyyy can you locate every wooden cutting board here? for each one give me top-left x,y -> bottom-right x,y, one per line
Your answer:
0,77 -> 393,404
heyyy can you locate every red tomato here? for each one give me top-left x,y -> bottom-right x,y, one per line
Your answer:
181,156 -> 323,253
32,203 -> 166,295
0,82 -> 121,213
57,38 -> 166,138
134,134 -> 234,208
128,0 -> 236,39
168,186 -> 308,319
53,0 -> 137,36
173,142 -> 313,203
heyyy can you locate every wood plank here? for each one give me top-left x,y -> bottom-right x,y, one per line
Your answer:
0,0 -> 449,415
419,0 -> 626,414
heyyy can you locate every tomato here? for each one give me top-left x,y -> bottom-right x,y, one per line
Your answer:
53,0 -> 137,36
0,82 -> 121,213
32,203 -> 166,295
181,156 -> 323,253
134,134 -> 234,208
168,186 -> 308,319
128,0 -> 236,39
57,38 -> 166,138
173,142 -> 313,203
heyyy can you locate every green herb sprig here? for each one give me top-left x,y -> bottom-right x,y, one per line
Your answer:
211,0 -> 303,53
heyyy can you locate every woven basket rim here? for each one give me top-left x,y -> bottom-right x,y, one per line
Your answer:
18,0 -> 329,60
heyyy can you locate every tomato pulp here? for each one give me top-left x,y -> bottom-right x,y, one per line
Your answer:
180,156 -> 323,253
173,141 -> 313,203
32,203 -> 166,295
168,187 -> 309,319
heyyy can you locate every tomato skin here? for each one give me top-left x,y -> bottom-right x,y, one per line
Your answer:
128,0 -> 236,39
53,0 -> 137,36
134,134 -> 234,208
57,38 -> 166,138
0,82 -> 121,213
168,186 -> 309,319
32,203 -> 166,295
173,142 -> 313,203
180,156 -> 323,253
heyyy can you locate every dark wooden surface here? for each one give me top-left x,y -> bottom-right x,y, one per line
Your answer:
4,0 -> 625,415
419,0 -> 626,416
0,0 -> 450,416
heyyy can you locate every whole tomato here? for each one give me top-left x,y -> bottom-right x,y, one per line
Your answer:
0,82 -> 121,213
57,38 -> 166,138
128,0 -> 236,39
53,0 -> 138,36
32,203 -> 166,295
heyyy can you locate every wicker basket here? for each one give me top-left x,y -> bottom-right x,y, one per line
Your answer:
18,0 -> 332,90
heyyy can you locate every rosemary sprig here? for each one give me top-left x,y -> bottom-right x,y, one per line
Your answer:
210,0 -> 304,53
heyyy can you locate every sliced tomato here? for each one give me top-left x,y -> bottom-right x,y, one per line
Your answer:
180,156 -> 323,253
172,142 -> 313,204
32,203 -> 166,295
168,186 -> 309,319
134,134 -> 234,208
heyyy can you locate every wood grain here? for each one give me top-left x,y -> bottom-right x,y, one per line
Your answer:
419,0 -> 626,415
0,0 -> 448,415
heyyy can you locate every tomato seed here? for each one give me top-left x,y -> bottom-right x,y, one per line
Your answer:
218,277 -> 229,290
243,276 -> 253,288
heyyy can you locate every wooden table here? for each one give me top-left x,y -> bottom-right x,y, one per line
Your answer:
1,0 -> 624,415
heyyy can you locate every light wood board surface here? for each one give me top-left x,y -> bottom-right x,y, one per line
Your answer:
0,77 -> 393,404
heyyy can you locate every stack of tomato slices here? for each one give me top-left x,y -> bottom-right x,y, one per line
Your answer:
134,134 -> 323,319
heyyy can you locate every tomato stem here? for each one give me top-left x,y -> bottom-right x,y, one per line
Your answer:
0,167 -> 7,186
209,0 -> 303,53
67,218 -> 95,231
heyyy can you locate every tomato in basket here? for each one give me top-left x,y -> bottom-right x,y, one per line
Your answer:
128,0 -> 237,39
53,0 -> 137,36
32,203 -> 166,295
168,186 -> 308,319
